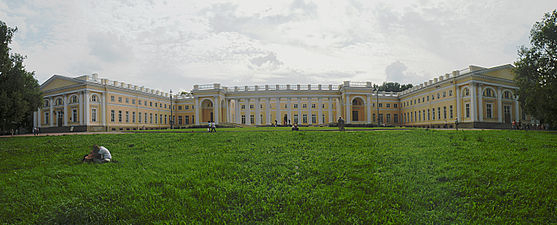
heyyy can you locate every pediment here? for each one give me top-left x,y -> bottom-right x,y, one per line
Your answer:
41,75 -> 84,92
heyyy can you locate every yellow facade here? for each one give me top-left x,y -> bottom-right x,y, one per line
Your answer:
34,64 -> 525,132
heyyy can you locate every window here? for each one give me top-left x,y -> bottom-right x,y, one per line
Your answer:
428,109 -> 430,120
111,96 -> 115,102
44,99 -> 50,107
432,108 -> 436,120
386,104 -> 390,108
178,116 -> 182,125
312,104 -> 316,108
55,98 -> 63,105
164,104 -> 167,108
118,111 -> 122,122
118,97 -> 122,103
138,100 -> 141,105
427,96 -> 429,101
241,115 -> 246,124
185,115 -> 190,124
150,102 -> 153,107
373,113 -> 376,122
150,113 -> 153,124
303,104 -> 307,109
419,111 -> 421,121
260,114 -> 263,123
155,103 -> 158,107
133,112 -> 136,123
311,114 -> 316,123
484,88 -> 495,97
432,95 -> 435,100
437,93 -> 440,99
418,99 -> 421,103
464,88 -> 470,96
160,115 -> 162,124
504,91 -> 512,99
443,92 -> 446,97
70,96 -> 78,103
165,115 -> 167,124
178,106 -> 182,110
379,103 -> 383,107
260,104 -> 263,109
139,112 -> 142,123
92,109 -> 97,122
185,105 -> 189,110
394,104 -> 398,108
386,114 -> 391,123
394,114 -> 398,123
465,104 -> 470,118
285,104 -> 288,109
303,114 -> 307,123
111,110 -> 115,122
145,113 -> 148,124
294,114 -> 299,124
486,104 -> 493,118
241,105 -> 245,109
294,104 -> 298,109
155,114 -> 158,124
322,114 -> 325,123
91,95 -> 98,102
423,110 -> 425,121
438,107 -> 441,120
378,114 -> 383,123
126,111 -> 129,123
132,99 -> 136,104
72,109 -> 78,122
250,104 -> 254,109
45,112 -> 49,124
250,115 -> 254,124
443,106 -> 447,119
449,90 -> 453,96
144,101 -> 147,106
450,105 -> 453,119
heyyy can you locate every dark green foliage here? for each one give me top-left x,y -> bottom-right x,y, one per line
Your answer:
373,82 -> 413,92
0,130 -> 555,224
514,10 -> 557,128
0,20 -> 42,133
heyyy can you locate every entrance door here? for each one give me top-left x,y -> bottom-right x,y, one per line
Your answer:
504,106 -> 511,123
352,110 -> 359,121
57,112 -> 63,127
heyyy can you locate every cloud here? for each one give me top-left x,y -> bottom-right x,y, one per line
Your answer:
385,61 -> 429,85
88,32 -> 134,63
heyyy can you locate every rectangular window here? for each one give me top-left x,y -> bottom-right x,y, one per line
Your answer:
132,112 -> 136,123
285,104 -> 288,109
303,114 -> 307,123
164,115 -> 167,124
241,105 -> 245,109
144,101 -> 147,106
373,113 -> 376,122
312,104 -> 316,108
155,103 -> 158,107
72,109 -> 78,122
139,100 -> 141,105
450,105 -> 453,119
250,105 -> 254,109
178,116 -> 182,125
438,107 -> 441,120
386,114 -> 391,123
144,113 -> 147,124
386,103 -> 390,108
126,111 -> 129,123
241,115 -> 246,124
111,110 -> 115,122
312,114 -> 316,124
126,98 -> 129,103
160,115 -> 162,124
443,92 -> 446,97
45,112 -> 49,124
294,114 -> 299,124
394,114 -> 398,123
92,109 -> 97,122
150,102 -> 152,107
185,105 -> 189,110
139,112 -> 142,123
394,104 -> 398,108
118,97 -> 122,103
432,108 -> 436,120
185,116 -> 190,124
178,106 -> 182,110
379,103 -> 383,107
379,114 -> 383,123
465,104 -> 470,118
132,99 -> 136,104
444,106 -> 447,119
294,104 -> 298,109
428,109 -> 430,120
419,111 -> 422,121
487,104 -> 493,119
250,115 -> 254,124
155,114 -> 157,124
260,114 -> 263,123
111,96 -> 115,102
150,113 -> 153,124
118,111 -> 122,122
303,104 -> 307,108
449,90 -> 453,96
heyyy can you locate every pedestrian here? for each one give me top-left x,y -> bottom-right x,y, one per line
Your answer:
337,117 -> 345,131
210,121 -> 217,133
274,120 -> 278,127
455,120 -> 459,131
512,120 -> 516,129
207,121 -> 212,132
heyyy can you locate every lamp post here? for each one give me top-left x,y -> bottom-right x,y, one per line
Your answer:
170,90 -> 173,129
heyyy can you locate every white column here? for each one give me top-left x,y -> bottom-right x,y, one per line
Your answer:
226,99 -> 230,123
194,97 -> 200,125
37,108 -> 42,128
255,98 -> 260,125
84,91 -> 89,126
336,98 -> 341,121
318,98 -> 323,124
287,98 -> 292,125
514,97 -> 520,122
478,85 -> 483,121
49,98 -> 54,127
308,97 -> 312,125
366,95 -> 372,123
497,87 -> 502,123
275,97 -> 280,125
470,83 -> 476,122
214,96 -> 219,124
456,86 -> 461,122
63,95 -> 68,126
79,93 -> 84,126
235,99 -> 240,124
266,98 -> 271,125
102,92 -> 107,127
345,94 -> 351,123
297,97 -> 302,124
328,97 -> 333,123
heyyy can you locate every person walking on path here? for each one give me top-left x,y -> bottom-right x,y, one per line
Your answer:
337,117 -> 345,131
210,121 -> 217,133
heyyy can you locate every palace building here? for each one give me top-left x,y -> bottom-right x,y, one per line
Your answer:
33,64 -> 525,132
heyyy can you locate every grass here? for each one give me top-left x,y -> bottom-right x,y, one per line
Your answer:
0,129 -> 556,224
132,126 -> 412,133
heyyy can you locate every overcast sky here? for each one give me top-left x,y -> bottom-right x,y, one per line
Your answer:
1,0 -> 555,93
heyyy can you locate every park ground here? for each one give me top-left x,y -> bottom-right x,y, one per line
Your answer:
0,128 -> 555,224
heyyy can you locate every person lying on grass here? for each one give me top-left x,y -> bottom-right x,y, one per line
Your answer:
82,145 -> 112,163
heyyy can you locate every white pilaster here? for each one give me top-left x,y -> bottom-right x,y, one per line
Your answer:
102,92 -> 107,127
456,86 -> 461,122
345,94 -> 350,123
255,98 -> 260,125
79,93 -> 84,125
194,97 -> 200,125
328,98 -> 333,123
235,99 -> 240,124
366,95 -> 372,123
318,98 -> 323,124
84,91 -> 89,126
275,97 -> 280,125
297,97 -> 302,124
63,95 -> 68,126
497,87 -> 502,123
514,97 -> 520,122
287,98 -> 292,125
214,96 -> 220,124
470,83 -> 476,122
50,98 -> 54,127
37,108 -> 42,128
308,97 -> 312,125
478,85 -> 483,121
266,98 -> 271,125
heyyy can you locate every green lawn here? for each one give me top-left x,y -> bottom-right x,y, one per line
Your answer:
1,130 -> 555,224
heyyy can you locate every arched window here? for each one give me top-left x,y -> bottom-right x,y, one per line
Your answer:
44,99 -> 50,107
70,95 -> 78,103
55,98 -> 63,105
463,88 -> 470,96
91,94 -> 98,102
503,91 -> 512,99
352,98 -> 363,105
483,88 -> 495,97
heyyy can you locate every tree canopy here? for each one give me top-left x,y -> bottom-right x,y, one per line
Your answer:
514,10 -> 557,128
0,21 -> 42,133
373,82 -> 413,92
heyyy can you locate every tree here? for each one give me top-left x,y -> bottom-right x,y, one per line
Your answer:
373,82 -> 413,92
514,10 -> 557,128
0,21 -> 42,133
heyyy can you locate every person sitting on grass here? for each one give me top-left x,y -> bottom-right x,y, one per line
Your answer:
82,145 -> 112,163
292,123 -> 299,131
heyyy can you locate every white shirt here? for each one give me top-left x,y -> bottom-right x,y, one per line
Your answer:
98,146 -> 112,160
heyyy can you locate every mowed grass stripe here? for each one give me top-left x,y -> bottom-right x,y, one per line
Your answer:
0,130 -> 555,224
